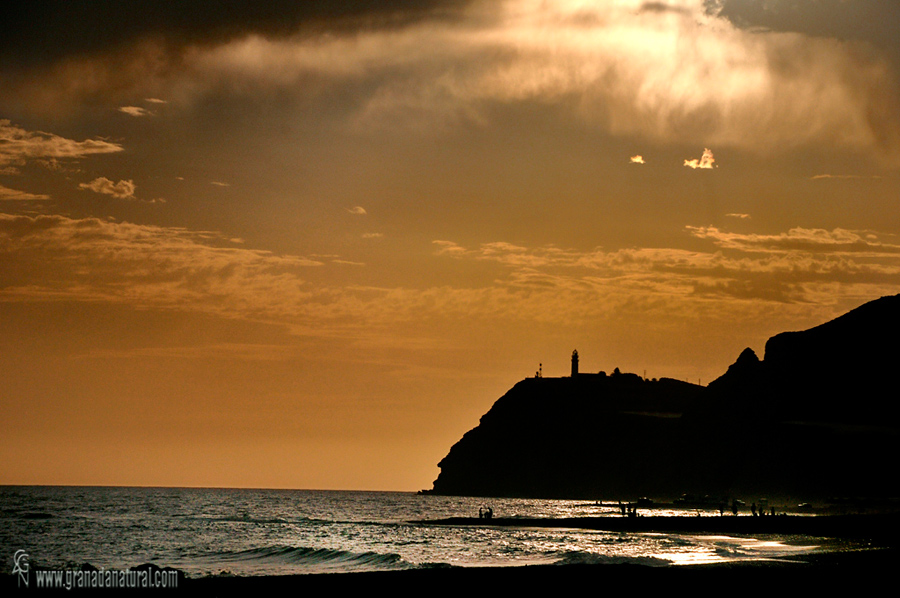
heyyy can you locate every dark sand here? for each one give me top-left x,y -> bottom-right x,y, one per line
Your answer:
5,550 -> 895,594
181,549 -> 897,594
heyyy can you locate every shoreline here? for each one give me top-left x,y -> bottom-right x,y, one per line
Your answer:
6,547 -> 895,593
411,512 -> 900,540
185,552 -> 895,592
7,550 -> 896,594
7,513 -> 896,592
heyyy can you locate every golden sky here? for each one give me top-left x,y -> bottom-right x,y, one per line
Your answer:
2,0 -> 900,490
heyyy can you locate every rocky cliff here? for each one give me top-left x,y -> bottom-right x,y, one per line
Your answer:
428,295 -> 900,502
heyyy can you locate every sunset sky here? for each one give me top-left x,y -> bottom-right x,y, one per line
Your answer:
2,0 -> 900,491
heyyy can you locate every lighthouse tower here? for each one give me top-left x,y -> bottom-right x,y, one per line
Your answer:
571,349 -> 579,377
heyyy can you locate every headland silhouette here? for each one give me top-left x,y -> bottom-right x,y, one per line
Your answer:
425,294 -> 900,505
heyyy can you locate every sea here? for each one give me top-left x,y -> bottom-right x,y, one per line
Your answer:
0,486 -> 855,578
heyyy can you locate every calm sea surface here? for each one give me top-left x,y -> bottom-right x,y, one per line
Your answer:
0,487 -> 852,577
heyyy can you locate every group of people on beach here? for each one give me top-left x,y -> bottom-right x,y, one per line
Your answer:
474,499 -> 780,521
721,499 -> 777,516
750,502 -> 777,517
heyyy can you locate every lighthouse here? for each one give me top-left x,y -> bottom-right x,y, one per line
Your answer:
571,349 -> 579,377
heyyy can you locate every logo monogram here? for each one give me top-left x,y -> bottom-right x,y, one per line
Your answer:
13,550 -> 29,588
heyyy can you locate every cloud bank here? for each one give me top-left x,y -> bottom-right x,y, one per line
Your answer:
4,1 -> 898,163
2,211 -> 898,351
434,224 -> 900,311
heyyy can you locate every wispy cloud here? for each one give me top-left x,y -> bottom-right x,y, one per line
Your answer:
210,181 -> 231,187
630,155 -> 645,164
348,206 -> 367,215
725,213 -> 750,219
332,259 -> 366,266
434,225 -> 900,309
684,148 -> 716,169
118,106 -> 152,117
432,240 -> 468,256
0,184 -> 50,201
79,177 -> 137,200
2,212 -> 898,348
684,226 -> 900,254
0,120 -> 123,171
810,174 -> 882,180
0,213 -> 326,325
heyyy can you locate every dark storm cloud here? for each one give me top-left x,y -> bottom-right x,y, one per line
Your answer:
5,1 -> 898,162
712,0 -> 900,51
0,0 -> 469,67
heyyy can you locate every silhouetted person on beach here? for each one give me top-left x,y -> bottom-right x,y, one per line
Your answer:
751,502 -> 757,517
731,500 -> 739,516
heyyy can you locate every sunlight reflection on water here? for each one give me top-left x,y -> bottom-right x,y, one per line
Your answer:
0,487 -> 853,576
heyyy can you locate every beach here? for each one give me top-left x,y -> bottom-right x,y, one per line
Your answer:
3,487 -> 896,593
6,548 -> 895,594
176,514 -> 900,593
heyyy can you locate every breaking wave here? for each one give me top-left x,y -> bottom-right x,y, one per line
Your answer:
202,545 -> 409,574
